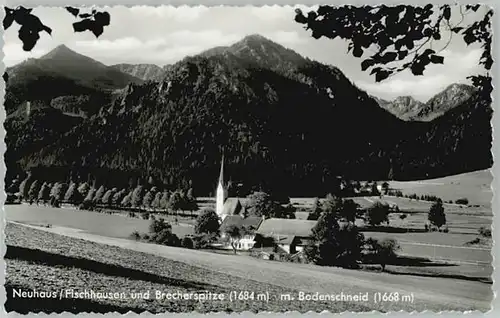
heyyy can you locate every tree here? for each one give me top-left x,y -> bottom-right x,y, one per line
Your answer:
308,197 -> 322,220
246,192 -> 274,218
310,211 -> 364,268
295,5 -> 492,87
101,188 -> 117,206
84,187 -> 96,202
371,182 -> 380,196
50,182 -> 67,201
381,182 -> 390,194
321,193 -> 343,218
64,182 -> 82,203
185,188 -> 199,213
365,202 -> 390,226
194,208 -> 220,235
181,237 -> 194,249
131,185 -> 145,208
159,191 -> 170,210
27,180 -> 41,201
112,189 -> 127,206
121,191 -> 133,207
223,224 -> 245,254
365,238 -> 400,271
77,182 -> 90,199
37,182 -> 50,203
340,199 -> 359,223
168,191 -> 183,214
142,190 -> 154,209
19,175 -> 33,200
148,218 -> 180,246
428,199 -> 446,229
151,192 -> 163,211
4,6 -> 111,52
93,185 -> 106,204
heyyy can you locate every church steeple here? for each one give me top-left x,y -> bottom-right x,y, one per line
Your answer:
216,153 -> 226,220
218,154 -> 224,186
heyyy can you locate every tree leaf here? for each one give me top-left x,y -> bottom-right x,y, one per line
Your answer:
3,7 -> 14,30
375,70 -> 391,82
430,55 -> 444,64
361,59 -> 375,71
65,6 -> 80,17
410,62 -> 425,76
443,6 -> 451,21
353,46 -> 363,58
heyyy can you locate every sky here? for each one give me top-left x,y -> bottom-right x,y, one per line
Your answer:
3,5 -> 489,101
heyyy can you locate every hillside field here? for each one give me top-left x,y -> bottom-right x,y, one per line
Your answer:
5,223 -> 492,313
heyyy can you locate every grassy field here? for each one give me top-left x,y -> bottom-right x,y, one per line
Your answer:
5,223 -> 492,313
5,205 -> 195,239
389,169 -> 492,209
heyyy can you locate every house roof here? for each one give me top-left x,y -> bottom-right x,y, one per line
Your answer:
220,215 -> 263,231
257,218 -> 318,237
222,198 -> 244,216
273,235 -> 295,245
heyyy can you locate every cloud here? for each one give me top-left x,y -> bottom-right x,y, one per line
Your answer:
3,5 -> 487,102
357,48 -> 484,101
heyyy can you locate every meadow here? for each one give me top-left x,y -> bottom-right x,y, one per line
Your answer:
5,223 -> 492,313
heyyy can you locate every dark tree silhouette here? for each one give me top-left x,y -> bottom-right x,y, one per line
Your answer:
4,6 -> 110,51
295,5 -> 492,87
428,199 -> 446,229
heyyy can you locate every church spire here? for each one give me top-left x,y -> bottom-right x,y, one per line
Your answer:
218,153 -> 224,185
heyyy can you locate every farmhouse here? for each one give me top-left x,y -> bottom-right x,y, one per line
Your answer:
220,215 -> 263,250
256,218 -> 317,254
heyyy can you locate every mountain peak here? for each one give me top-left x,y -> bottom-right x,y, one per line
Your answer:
41,44 -> 87,61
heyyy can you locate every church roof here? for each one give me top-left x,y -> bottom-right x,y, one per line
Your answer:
222,198 -> 244,216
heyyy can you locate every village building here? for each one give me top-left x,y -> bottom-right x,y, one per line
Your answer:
256,218 -> 317,254
215,155 -> 249,221
219,215 -> 263,250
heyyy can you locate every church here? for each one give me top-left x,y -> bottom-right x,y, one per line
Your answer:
215,156 -> 246,221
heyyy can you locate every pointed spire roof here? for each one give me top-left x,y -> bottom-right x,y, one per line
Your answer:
218,154 -> 224,185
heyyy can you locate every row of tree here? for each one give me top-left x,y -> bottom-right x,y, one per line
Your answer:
17,177 -> 198,213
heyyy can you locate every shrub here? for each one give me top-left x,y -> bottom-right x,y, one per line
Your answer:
192,233 -> 218,249
455,198 -> 469,205
365,202 -> 390,226
142,234 -> 150,241
364,238 -> 400,271
479,226 -> 492,237
128,211 -> 137,218
195,208 -> 220,235
181,237 -> 194,249
130,231 -> 141,241
79,199 -> 95,211
141,211 -> 150,220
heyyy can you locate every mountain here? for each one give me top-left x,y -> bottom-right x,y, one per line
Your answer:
415,83 -> 476,121
6,35 -> 492,196
375,83 -> 476,121
7,45 -> 142,89
375,96 -> 425,121
4,45 -> 142,115
111,63 -> 165,81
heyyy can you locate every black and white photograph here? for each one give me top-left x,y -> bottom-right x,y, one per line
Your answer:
2,4 -> 495,313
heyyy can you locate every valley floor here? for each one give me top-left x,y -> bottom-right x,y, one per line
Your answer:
5,222 -> 492,313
